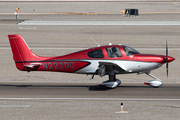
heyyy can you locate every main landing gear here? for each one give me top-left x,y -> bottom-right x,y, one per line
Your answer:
99,74 -> 121,88
144,73 -> 163,88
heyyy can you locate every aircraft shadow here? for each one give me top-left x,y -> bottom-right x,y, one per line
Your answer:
0,84 -> 112,91
0,84 -> 150,91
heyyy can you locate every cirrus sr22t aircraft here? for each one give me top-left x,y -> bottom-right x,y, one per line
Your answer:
8,34 -> 175,88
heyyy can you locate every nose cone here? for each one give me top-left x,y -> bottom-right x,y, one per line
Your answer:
165,56 -> 175,63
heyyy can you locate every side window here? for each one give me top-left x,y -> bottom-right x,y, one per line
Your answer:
88,49 -> 104,58
106,47 -> 122,58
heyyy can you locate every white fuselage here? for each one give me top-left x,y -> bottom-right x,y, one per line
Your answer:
76,60 -> 163,74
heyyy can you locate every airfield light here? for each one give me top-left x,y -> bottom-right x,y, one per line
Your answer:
121,103 -> 123,112
116,102 -> 128,113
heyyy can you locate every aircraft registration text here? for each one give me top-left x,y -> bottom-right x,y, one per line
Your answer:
42,62 -> 75,70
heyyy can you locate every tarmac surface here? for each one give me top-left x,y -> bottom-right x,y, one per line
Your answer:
0,1 -> 180,120
0,83 -> 180,120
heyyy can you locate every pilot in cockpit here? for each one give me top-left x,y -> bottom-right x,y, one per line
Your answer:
111,47 -> 118,57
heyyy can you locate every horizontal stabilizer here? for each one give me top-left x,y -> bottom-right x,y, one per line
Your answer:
23,63 -> 42,71
24,63 -> 42,68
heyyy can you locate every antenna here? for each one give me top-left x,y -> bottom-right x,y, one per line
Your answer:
90,37 -> 100,47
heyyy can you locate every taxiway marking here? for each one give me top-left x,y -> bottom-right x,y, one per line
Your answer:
0,105 -> 29,107
1,98 -> 180,101
19,27 -> 36,29
18,20 -> 180,25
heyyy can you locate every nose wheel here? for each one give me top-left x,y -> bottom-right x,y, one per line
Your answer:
144,73 -> 163,88
144,80 -> 162,88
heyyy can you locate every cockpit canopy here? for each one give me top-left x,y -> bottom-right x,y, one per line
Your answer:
106,47 -> 122,58
123,46 -> 140,56
87,49 -> 104,58
87,45 -> 140,58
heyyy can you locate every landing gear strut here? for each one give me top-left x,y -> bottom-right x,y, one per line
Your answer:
144,73 -> 163,88
99,74 -> 121,88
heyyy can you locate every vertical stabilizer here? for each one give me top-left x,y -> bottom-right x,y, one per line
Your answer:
8,34 -> 40,70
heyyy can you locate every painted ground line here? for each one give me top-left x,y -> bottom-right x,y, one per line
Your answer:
0,98 -> 180,101
18,20 -> 180,25
0,105 -> 29,107
19,27 -> 36,29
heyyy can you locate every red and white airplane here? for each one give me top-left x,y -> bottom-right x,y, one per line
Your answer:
8,34 -> 175,88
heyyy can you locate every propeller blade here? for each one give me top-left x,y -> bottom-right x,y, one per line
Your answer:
166,40 -> 168,78
166,63 -> 168,78
166,40 -> 168,56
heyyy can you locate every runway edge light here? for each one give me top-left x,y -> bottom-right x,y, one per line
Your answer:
121,103 -> 123,111
115,102 -> 128,114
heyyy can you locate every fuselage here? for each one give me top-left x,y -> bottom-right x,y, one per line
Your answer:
17,45 -> 174,74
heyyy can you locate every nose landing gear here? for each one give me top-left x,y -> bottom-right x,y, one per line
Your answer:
144,73 -> 163,88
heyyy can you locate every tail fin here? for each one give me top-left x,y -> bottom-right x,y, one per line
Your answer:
8,34 -> 41,70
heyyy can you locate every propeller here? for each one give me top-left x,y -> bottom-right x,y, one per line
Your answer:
166,40 -> 168,78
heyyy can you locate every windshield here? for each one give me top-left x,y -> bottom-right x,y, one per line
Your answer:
123,46 -> 140,56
